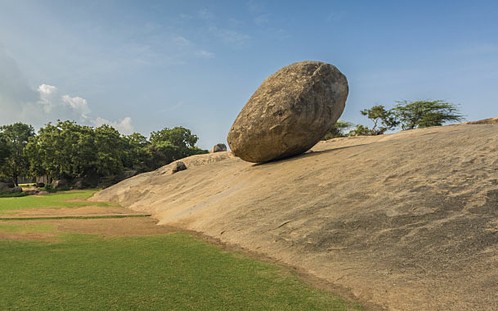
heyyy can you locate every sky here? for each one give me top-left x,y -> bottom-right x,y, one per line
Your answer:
1,0 -> 497,149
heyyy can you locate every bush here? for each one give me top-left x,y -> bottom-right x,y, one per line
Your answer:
43,184 -> 57,193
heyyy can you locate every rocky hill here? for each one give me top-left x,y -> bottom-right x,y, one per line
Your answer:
92,121 -> 498,311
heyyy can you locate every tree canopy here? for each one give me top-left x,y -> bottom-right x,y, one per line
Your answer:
0,135 -> 10,168
147,126 -> 206,170
0,120 -> 207,188
322,120 -> 353,139
360,105 -> 398,135
347,100 -> 464,136
392,100 -> 464,130
0,123 -> 35,185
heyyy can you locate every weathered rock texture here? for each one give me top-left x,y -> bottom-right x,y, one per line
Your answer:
227,61 -> 348,163
0,182 -> 21,194
92,122 -> 498,311
210,143 -> 227,153
171,161 -> 187,174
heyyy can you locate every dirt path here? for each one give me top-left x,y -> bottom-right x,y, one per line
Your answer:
1,202 -> 372,310
0,206 -> 176,239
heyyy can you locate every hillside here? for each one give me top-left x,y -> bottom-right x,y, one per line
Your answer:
92,122 -> 498,311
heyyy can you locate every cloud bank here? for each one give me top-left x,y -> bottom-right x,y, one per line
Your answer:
0,47 -> 134,135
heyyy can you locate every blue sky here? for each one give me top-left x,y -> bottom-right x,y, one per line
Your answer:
1,0 -> 497,148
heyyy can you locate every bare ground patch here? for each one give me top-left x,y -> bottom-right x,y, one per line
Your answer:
0,205 -> 176,240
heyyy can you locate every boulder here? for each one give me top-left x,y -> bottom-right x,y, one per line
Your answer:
0,182 -> 21,194
210,143 -> 227,153
171,161 -> 187,174
10,186 -> 22,194
52,179 -> 68,190
227,61 -> 348,163
73,180 -> 85,189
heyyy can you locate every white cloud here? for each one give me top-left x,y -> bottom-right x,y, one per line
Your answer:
1,48 -> 132,133
32,84 -> 90,122
37,84 -> 58,113
37,83 -> 57,97
34,87 -> 135,134
62,95 -> 90,117
1,75 -> 133,134
94,116 -> 134,135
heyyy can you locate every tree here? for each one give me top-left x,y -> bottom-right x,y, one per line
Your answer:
0,134 -> 10,168
147,126 -> 207,170
392,100 -> 464,130
360,105 -> 398,135
94,124 -> 125,177
348,124 -> 375,136
122,132 -> 150,172
25,121 -> 96,182
0,123 -> 35,185
323,120 -> 353,140
24,121 -> 208,187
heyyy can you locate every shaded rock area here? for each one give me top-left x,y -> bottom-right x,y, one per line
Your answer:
227,61 -> 348,163
92,122 -> 498,311
0,181 -> 22,194
210,143 -> 227,153
171,161 -> 187,174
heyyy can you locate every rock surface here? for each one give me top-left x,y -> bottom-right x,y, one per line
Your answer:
0,182 -> 21,194
227,61 -> 348,163
93,122 -> 498,311
210,143 -> 227,153
171,161 -> 187,174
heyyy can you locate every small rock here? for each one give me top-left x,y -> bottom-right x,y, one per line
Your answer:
52,179 -> 68,190
10,186 -> 22,193
211,143 -> 227,153
171,161 -> 187,174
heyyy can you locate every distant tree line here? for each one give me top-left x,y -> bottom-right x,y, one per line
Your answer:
0,121 -> 207,188
324,100 -> 464,138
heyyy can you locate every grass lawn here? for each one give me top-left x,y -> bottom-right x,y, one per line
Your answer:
0,233 -> 360,311
0,191 -> 361,310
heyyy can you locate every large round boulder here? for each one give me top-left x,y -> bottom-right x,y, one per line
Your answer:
227,61 -> 348,163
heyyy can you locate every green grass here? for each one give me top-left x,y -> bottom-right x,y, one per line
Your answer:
0,223 -> 55,233
0,190 -> 361,310
0,190 -> 110,213
0,191 -> 29,198
0,233 -> 359,311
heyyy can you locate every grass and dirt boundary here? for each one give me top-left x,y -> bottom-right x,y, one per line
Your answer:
0,190 -> 363,310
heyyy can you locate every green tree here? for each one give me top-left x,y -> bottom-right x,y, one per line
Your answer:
148,126 -> 207,170
0,134 -> 10,168
25,121 -> 207,186
360,105 -> 398,135
94,124 -> 125,177
347,124 -> 376,136
0,123 -> 35,185
392,100 -> 464,130
25,121 -> 96,182
122,132 -> 150,172
323,120 -> 353,140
